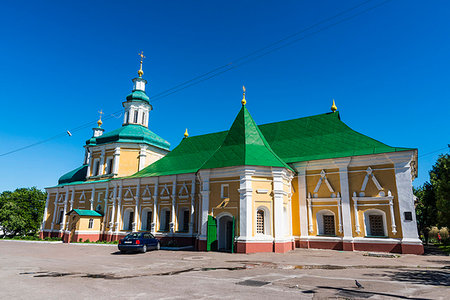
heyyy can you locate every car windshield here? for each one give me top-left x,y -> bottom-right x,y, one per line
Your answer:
124,233 -> 141,239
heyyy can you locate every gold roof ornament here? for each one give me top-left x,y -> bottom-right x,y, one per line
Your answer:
138,51 -> 145,77
97,109 -> 104,127
241,85 -> 246,105
184,128 -> 189,138
331,99 -> 337,112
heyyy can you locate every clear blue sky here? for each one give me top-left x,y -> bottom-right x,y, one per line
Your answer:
0,0 -> 448,192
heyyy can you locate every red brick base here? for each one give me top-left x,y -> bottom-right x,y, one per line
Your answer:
297,238 -> 424,254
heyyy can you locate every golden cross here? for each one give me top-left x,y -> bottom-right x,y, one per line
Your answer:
98,109 -> 104,119
138,51 -> 146,63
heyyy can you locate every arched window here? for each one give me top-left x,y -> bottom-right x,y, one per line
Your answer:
142,112 -> 146,125
134,111 -> 139,123
141,208 -> 153,231
317,210 -> 336,236
159,208 -> 171,232
123,208 -> 134,231
364,209 -> 387,237
88,218 -> 94,229
124,112 -> 129,124
256,210 -> 265,234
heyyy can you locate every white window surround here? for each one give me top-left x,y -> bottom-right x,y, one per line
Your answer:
316,209 -> 336,236
159,208 -> 170,231
352,191 -> 397,235
307,193 -> 343,234
140,208 -> 152,231
122,208 -> 134,231
177,207 -> 190,232
255,206 -> 271,237
92,159 -> 100,176
88,218 -> 94,229
363,209 -> 388,237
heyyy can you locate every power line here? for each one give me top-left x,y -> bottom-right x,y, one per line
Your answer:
0,0 -> 393,157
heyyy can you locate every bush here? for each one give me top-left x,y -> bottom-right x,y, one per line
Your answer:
79,238 -> 83,243
84,239 -> 90,243
439,227 -> 449,240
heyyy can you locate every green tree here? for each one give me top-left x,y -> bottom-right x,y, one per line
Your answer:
0,187 -> 47,237
430,154 -> 450,227
414,182 -> 437,244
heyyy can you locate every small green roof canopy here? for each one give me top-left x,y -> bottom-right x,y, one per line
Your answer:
87,124 -> 170,150
201,105 -> 292,170
66,209 -> 103,217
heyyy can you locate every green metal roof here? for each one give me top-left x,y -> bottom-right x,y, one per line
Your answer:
126,90 -> 150,102
87,124 -> 170,150
133,110 -> 412,178
58,164 -> 88,184
258,111 -> 412,163
201,105 -> 292,170
67,209 -> 102,217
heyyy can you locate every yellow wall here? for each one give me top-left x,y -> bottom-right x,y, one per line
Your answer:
117,149 -> 140,177
252,177 -> 273,236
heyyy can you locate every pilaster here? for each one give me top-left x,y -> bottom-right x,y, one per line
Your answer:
198,170 -> 210,240
237,168 -> 255,241
334,157 -> 353,250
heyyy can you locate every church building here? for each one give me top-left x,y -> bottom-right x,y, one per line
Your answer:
40,56 -> 424,254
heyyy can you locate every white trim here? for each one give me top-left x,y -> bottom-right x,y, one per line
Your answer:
363,209 -> 388,237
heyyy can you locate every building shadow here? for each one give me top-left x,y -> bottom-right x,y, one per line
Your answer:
317,286 -> 428,299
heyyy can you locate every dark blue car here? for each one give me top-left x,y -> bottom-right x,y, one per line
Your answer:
118,232 -> 160,253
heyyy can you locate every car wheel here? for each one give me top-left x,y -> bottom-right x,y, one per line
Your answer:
156,242 -> 160,250
141,244 -> 147,253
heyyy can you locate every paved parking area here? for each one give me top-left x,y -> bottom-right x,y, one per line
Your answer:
0,240 -> 449,299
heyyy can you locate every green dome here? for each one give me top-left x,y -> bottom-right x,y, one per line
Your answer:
126,90 -> 150,102
88,124 -> 170,150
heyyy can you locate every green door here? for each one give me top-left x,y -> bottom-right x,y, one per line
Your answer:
206,215 -> 217,251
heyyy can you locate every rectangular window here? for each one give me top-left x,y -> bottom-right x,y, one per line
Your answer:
164,210 -> 171,231
323,215 -> 335,235
256,210 -> 265,234
134,111 -> 139,123
369,215 -> 385,236
107,158 -> 114,174
92,159 -> 100,176
221,184 -> 229,199
58,210 -> 64,224
183,210 -> 190,231
88,218 -> 94,229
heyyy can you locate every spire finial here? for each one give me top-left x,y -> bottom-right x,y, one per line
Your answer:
331,99 -> 337,112
138,51 -> 145,77
97,109 -> 104,127
184,128 -> 189,138
241,85 -> 246,105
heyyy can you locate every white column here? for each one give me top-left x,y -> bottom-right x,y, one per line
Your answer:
338,195 -> 343,233
352,195 -> 360,234
134,181 -> 140,231
307,198 -> 313,233
103,185 -> 109,231
99,148 -> 105,175
189,178 -> 196,235
90,187 -> 95,210
170,176 -> 177,234
152,181 -> 158,234
335,158 -> 353,243
272,168 -> 285,241
109,185 -> 117,233
388,192 -> 397,234
294,164 -> 308,238
115,184 -> 122,234
60,189 -> 69,233
51,191 -> 59,231
237,169 -> 254,241
86,149 -> 92,179
113,147 -> 120,175
393,159 -> 421,243
69,189 -> 75,211
138,146 -> 147,171
41,192 -> 51,231
198,170 -> 210,240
